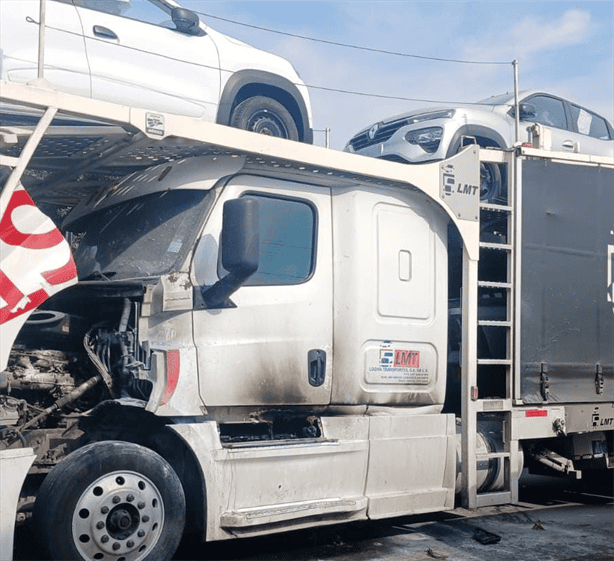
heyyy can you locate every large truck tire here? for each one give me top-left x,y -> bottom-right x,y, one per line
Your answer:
33,441 -> 186,561
230,95 -> 300,141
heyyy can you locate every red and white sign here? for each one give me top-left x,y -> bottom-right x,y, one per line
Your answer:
0,186 -> 77,369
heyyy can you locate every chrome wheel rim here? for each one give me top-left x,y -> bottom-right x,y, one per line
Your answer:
72,471 -> 164,561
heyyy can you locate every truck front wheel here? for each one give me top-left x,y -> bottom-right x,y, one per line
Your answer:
34,441 -> 186,561
230,95 -> 300,141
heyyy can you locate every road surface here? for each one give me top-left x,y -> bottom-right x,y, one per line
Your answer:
172,472 -> 613,561
14,471 -> 613,560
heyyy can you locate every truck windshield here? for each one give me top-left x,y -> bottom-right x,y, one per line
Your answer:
65,190 -> 213,281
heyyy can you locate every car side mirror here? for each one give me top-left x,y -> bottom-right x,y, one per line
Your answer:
171,7 -> 201,35
202,199 -> 260,308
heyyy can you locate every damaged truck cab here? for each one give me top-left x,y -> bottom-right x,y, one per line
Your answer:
56,153 -> 450,415
2,153 -> 461,559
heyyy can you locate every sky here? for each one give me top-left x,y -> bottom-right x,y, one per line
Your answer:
181,1 -> 612,149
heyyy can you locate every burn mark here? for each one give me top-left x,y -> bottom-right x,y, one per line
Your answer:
219,414 -> 321,444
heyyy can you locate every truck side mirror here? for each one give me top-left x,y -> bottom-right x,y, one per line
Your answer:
221,198 -> 260,276
202,198 -> 259,308
171,7 -> 201,35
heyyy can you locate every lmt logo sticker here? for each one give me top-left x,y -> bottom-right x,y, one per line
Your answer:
442,170 -> 456,195
394,350 -> 420,368
441,164 -> 479,197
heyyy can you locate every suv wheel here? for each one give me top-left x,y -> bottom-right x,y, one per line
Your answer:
230,96 -> 299,141
454,139 -> 503,203
479,160 -> 502,202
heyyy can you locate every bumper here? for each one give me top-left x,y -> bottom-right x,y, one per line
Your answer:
348,120 -> 460,163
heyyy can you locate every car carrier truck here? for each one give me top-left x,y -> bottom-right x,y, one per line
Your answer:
0,81 -> 612,561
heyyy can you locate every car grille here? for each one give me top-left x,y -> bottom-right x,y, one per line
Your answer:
348,117 -> 414,150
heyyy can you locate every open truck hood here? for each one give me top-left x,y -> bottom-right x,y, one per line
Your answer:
0,185 -> 78,371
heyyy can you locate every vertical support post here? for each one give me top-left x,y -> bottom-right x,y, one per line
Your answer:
513,153 -> 523,402
313,128 -> 331,148
508,149 -> 521,503
460,247 -> 479,509
513,60 -> 520,145
0,107 -> 57,215
37,0 -> 47,79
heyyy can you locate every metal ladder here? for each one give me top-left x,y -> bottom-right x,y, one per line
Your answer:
461,149 -> 521,508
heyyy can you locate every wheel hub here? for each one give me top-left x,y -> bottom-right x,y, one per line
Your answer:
107,504 -> 139,539
72,471 -> 164,561
247,109 -> 289,138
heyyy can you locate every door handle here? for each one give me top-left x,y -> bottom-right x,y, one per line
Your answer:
308,349 -> 326,387
93,25 -> 118,40
562,140 -> 575,150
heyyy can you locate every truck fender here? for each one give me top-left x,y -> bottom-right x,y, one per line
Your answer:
166,422 -> 224,541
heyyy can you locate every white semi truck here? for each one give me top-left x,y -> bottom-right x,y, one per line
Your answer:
0,81 -> 612,561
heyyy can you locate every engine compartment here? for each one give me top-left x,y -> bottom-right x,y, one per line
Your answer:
0,283 -> 152,463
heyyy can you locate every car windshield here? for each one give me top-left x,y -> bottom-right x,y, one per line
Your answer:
65,189 -> 213,281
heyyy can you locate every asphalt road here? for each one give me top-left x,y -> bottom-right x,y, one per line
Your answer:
13,472 -> 613,560
174,472 -> 614,561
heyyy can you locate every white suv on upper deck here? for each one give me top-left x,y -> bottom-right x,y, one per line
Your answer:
345,91 -> 613,197
0,0 -> 313,142
346,91 -> 613,160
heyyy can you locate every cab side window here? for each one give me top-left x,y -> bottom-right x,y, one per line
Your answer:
222,194 -> 317,286
524,95 -> 567,130
78,0 -> 172,27
570,104 -> 612,140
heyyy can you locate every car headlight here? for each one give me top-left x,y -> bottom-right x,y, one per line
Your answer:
404,126 -> 443,153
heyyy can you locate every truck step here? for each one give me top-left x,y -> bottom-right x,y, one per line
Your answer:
478,320 -> 511,327
220,496 -> 368,528
479,203 -> 513,212
479,242 -> 513,251
477,359 -> 512,366
475,491 -> 513,508
477,452 -> 510,461
478,281 -> 512,289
